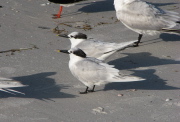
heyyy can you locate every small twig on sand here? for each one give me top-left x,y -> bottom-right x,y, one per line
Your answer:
0,44 -> 39,54
52,26 -> 68,34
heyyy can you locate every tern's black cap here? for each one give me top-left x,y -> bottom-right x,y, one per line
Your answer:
72,48 -> 86,58
68,32 -> 87,39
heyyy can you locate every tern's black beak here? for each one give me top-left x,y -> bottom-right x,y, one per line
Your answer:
58,34 -> 69,38
56,50 -> 69,54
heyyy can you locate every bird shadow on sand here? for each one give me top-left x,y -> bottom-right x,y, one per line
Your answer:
160,33 -> 180,42
58,0 -> 114,17
108,52 -> 180,70
78,0 -> 114,13
104,52 -> 180,91
104,69 -> 179,91
0,72 -> 77,100
78,1 -> 179,13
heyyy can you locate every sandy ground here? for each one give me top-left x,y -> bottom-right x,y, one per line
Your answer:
0,0 -> 180,121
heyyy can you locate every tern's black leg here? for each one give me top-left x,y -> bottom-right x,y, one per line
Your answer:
134,34 -> 143,47
88,85 -> 95,92
79,86 -> 89,94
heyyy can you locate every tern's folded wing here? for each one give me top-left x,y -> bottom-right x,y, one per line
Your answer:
116,1 -> 179,30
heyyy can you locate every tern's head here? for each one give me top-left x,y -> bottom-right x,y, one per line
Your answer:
59,32 -> 88,47
56,47 -> 86,58
68,32 -> 87,47
68,32 -> 87,40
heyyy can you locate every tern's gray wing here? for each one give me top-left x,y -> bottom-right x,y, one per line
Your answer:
70,58 -> 145,88
77,40 -> 113,54
72,58 -> 118,87
86,57 -> 104,63
116,1 -> 179,31
72,58 -> 144,88
76,40 -> 136,60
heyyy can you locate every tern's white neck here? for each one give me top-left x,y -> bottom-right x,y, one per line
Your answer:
70,38 -> 86,48
69,54 -> 84,63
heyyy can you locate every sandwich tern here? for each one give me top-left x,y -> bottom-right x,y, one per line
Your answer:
56,48 -> 145,94
48,0 -> 87,19
60,32 -> 138,60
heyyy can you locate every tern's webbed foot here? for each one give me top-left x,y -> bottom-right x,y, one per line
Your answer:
133,42 -> 139,47
88,85 -> 95,93
79,86 -> 89,94
134,34 -> 143,47
79,91 -> 88,94
88,90 -> 95,92
79,86 -> 96,94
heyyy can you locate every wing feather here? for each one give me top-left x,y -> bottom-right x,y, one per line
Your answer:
77,40 -> 137,60
116,1 -> 179,30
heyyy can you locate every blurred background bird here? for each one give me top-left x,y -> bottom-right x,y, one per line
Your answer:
48,0 -> 87,19
0,77 -> 27,95
114,0 -> 180,46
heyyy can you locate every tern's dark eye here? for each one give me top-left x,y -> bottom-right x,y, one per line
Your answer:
69,51 -> 72,53
70,35 -> 74,38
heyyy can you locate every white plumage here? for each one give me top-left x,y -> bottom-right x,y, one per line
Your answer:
63,32 -> 138,60
58,48 -> 145,94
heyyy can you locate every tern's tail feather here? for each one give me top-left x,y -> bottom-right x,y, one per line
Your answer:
110,74 -> 145,82
115,40 -> 138,50
161,28 -> 180,35
161,20 -> 180,35
103,40 -> 138,53
99,40 -> 137,60
100,63 -> 145,82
